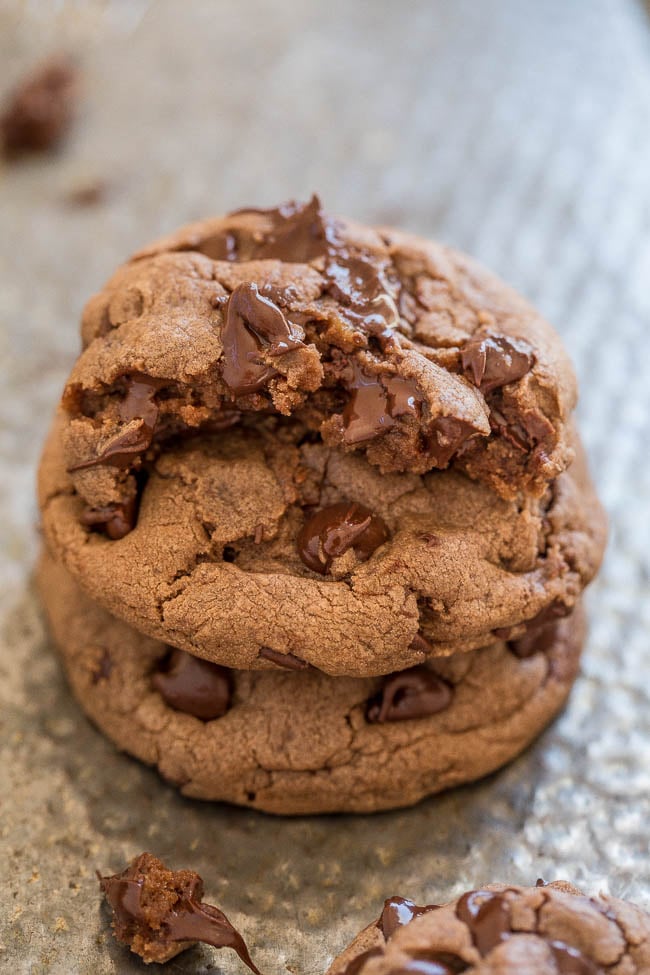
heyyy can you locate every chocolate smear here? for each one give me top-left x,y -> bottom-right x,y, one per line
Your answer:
297,502 -> 389,574
98,852 -> 261,972
367,667 -> 453,723
153,649 -> 232,720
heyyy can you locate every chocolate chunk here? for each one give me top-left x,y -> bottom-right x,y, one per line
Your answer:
221,283 -> 305,395
342,364 -> 422,445
367,667 -> 453,723
297,502 -> 389,574
98,852 -> 261,972
152,649 -> 231,721
378,896 -> 440,940
508,620 -> 561,659
240,195 -> 329,263
68,376 -> 160,472
199,231 -> 238,261
455,890 -> 511,956
341,947 -> 383,975
1,57 -> 77,158
80,496 -> 137,540
550,940 -> 599,974
461,334 -> 534,394
425,417 -> 478,467
258,647 -> 311,671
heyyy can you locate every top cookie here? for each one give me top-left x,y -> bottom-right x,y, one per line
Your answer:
327,881 -> 650,974
61,197 -> 577,525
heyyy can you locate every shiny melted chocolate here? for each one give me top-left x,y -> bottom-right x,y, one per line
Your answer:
367,667 -> 453,723
461,334 -> 534,394
297,502 -> 389,574
99,853 -> 260,973
378,896 -> 440,940
455,890 -> 512,955
152,649 -> 232,721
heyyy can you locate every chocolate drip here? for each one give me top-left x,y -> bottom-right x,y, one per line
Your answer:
99,853 -> 261,973
69,375 -> 161,472
221,282 -> 305,395
461,334 -> 534,394
367,668 -> 453,723
152,649 -> 232,720
297,502 -> 389,574
455,890 -> 511,956
258,647 -> 311,671
378,896 -> 440,940
549,940 -> 599,974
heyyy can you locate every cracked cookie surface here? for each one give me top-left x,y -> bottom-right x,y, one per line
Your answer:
60,198 -> 577,520
326,881 -> 650,974
39,412 -> 605,676
38,552 -> 585,815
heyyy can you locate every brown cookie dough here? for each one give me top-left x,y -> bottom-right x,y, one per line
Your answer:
39,409 -> 606,676
326,882 -> 650,974
60,198 -> 577,517
38,551 -> 586,815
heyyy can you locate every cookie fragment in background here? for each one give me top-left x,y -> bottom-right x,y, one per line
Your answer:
1,57 -> 78,158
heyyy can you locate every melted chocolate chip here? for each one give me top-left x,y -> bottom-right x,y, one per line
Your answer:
297,502 -> 389,574
80,496 -> 138,540
455,890 -> 511,956
258,647 -> 311,671
367,667 -> 453,723
68,376 -> 161,472
99,853 -> 260,972
549,941 -> 599,975
461,334 -> 534,394
239,195 -> 329,263
342,364 -> 422,444
341,947 -> 383,975
508,620 -> 561,659
152,649 -> 232,721
393,956 -> 469,975
198,231 -> 238,261
425,417 -> 478,467
1,58 -> 77,158
221,283 -> 305,395
378,897 -> 440,940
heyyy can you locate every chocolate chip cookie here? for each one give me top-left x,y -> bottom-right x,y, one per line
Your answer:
60,197 -> 577,531
38,551 -> 586,815
327,881 -> 650,973
39,410 -> 605,676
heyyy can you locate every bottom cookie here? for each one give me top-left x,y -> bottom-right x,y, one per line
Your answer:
326,881 -> 650,974
38,551 -> 585,815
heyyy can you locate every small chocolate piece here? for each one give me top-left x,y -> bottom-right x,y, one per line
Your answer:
221,282 -> 305,395
550,940 -> 599,974
258,647 -> 311,671
297,502 -> 389,574
342,364 -> 422,445
98,852 -> 261,971
1,57 -> 77,157
68,375 -> 160,472
152,649 -> 231,721
462,334 -> 534,394
80,496 -> 137,540
379,897 -> 440,940
367,667 -> 453,723
455,890 -> 511,956
91,649 -> 113,685
426,417 -> 478,467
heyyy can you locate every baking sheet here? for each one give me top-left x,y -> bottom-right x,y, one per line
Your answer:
1,1 -> 649,972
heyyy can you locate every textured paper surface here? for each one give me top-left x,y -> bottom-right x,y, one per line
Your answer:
1,1 -> 649,972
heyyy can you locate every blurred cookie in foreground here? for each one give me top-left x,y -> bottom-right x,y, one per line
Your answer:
98,852 -> 261,970
39,551 -> 586,814
326,881 -> 650,974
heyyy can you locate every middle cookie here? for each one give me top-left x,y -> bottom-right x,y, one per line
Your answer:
39,414 -> 605,677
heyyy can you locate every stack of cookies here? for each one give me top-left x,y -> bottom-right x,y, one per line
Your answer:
37,197 -> 606,814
